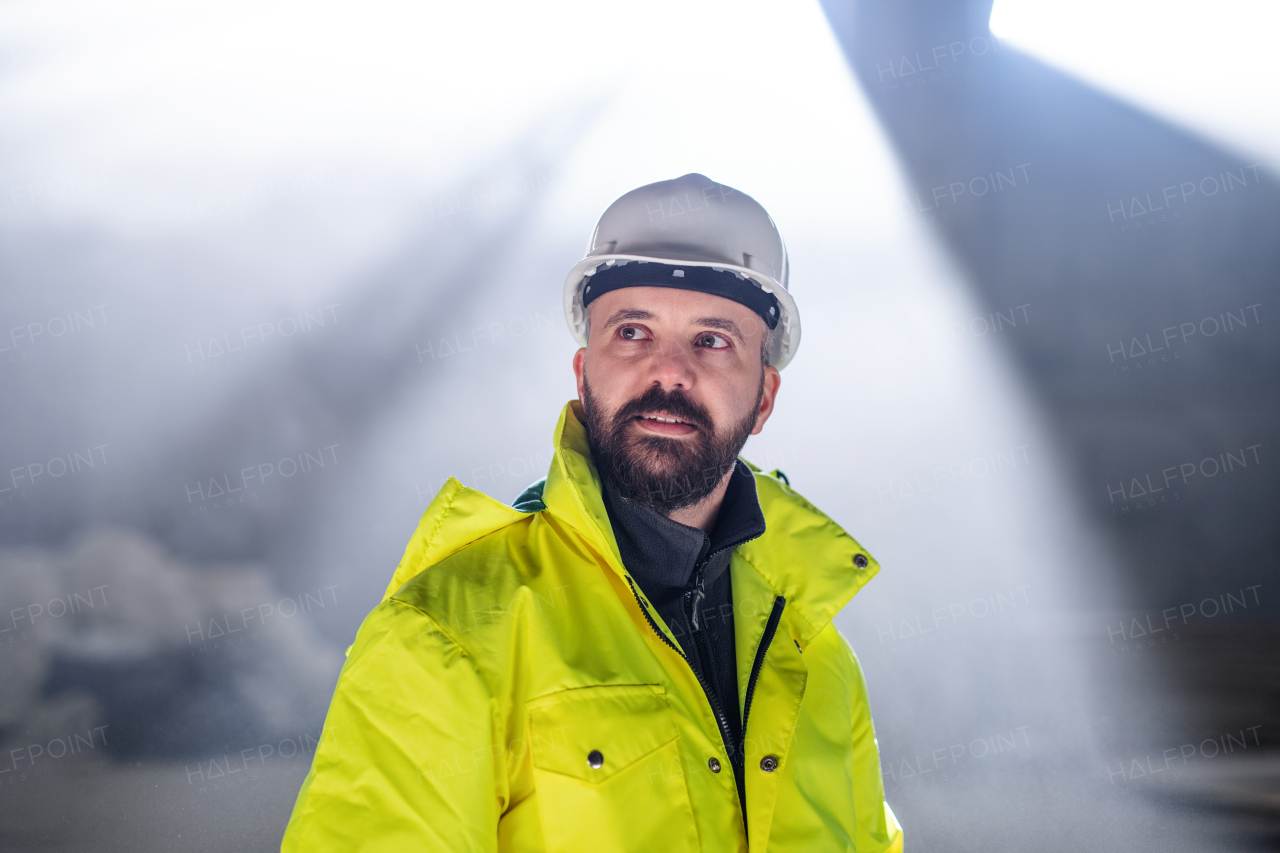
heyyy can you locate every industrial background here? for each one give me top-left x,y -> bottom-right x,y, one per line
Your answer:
0,0 -> 1275,850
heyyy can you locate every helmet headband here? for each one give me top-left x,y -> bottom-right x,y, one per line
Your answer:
581,261 -> 780,330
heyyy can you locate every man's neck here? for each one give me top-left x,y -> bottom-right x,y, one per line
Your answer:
666,469 -> 734,532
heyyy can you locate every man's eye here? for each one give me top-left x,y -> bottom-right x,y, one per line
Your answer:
697,333 -> 729,349
619,326 -> 647,340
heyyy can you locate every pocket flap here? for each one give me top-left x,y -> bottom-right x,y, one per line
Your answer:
528,683 -> 676,783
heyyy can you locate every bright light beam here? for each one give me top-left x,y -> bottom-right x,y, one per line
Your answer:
990,0 -> 1280,168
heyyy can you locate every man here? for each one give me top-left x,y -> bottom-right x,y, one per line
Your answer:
282,174 -> 903,852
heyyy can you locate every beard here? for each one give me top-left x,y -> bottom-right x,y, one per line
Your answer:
582,376 -> 763,515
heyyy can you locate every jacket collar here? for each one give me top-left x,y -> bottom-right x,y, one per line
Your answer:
543,401 -> 879,644
600,460 -> 765,608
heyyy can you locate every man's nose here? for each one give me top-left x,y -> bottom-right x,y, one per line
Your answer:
647,337 -> 696,390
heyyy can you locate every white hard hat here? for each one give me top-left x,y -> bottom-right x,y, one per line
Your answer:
563,173 -> 801,369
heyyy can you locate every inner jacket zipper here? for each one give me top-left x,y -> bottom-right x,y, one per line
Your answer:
684,556 -> 723,750
678,539 -> 743,767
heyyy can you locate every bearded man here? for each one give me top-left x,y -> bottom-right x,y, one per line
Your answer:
282,174 -> 903,852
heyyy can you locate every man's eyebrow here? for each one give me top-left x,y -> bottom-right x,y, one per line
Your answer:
693,317 -> 745,343
601,308 -> 655,329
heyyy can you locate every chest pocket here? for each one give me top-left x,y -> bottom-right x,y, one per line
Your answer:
528,683 -> 699,853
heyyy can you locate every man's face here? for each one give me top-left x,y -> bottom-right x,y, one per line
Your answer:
573,286 -> 781,513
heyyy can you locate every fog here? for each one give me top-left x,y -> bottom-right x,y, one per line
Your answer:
1,1 -> 1275,850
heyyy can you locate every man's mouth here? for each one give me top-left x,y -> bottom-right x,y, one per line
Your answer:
638,414 -> 694,426
632,412 -> 699,435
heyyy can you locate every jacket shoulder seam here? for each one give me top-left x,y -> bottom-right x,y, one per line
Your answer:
414,513 -> 535,583
382,596 -> 470,657
386,482 -> 464,598
388,521 -> 538,650
388,483 -> 530,599
420,484 -> 462,563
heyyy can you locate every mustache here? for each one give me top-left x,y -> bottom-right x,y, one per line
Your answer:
612,386 -> 714,433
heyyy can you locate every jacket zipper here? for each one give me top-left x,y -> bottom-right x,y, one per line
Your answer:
628,573 -> 786,843
625,575 -> 738,763
739,596 -> 786,762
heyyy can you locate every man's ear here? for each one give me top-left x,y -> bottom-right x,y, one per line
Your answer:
750,365 -> 781,436
573,347 -> 587,407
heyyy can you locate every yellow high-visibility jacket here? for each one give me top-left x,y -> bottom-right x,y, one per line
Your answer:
282,401 -> 902,852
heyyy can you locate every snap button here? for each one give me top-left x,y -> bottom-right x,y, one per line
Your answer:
708,757 -> 721,773
853,553 -> 869,568
760,755 -> 779,773
587,749 -> 603,769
